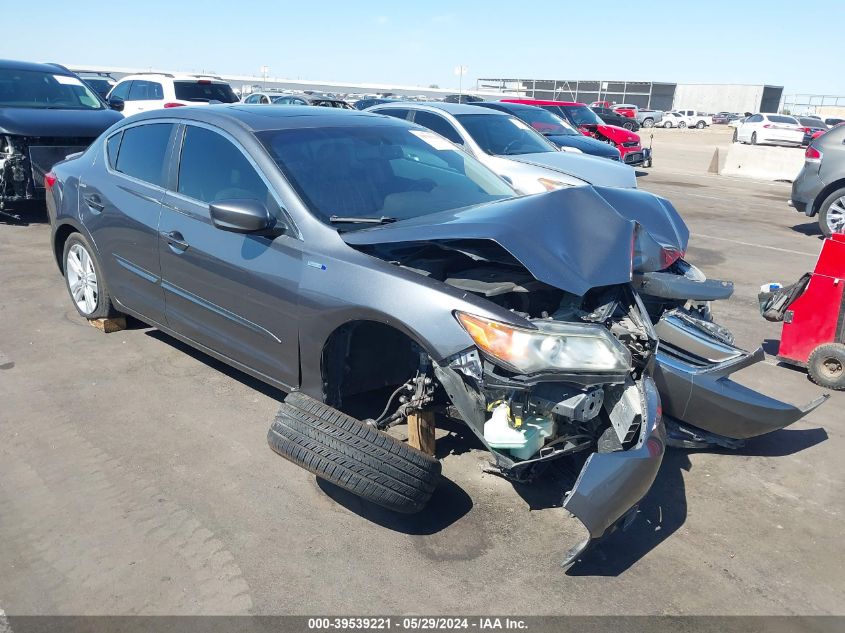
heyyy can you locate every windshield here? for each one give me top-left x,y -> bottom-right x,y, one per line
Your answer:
0,68 -> 104,110
512,108 -> 578,136
454,113 -> 554,155
799,118 -> 825,128
258,124 -> 515,227
173,81 -> 238,103
560,105 -> 603,126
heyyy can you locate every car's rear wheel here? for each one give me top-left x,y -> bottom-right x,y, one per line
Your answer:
678,121 -> 687,129
751,132 -> 758,145
808,343 -> 845,390
818,188 -> 845,236
63,233 -> 116,319
642,118 -> 654,128
696,120 -> 706,129
622,121 -> 635,131
268,392 -> 441,513
732,129 -> 739,142
664,120 -> 673,128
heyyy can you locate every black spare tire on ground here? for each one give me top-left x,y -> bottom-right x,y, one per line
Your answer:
268,392 -> 441,513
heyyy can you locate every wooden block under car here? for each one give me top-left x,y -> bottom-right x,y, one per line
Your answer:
88,316 -> 126,333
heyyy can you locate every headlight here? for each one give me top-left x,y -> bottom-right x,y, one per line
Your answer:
455,312 -> 631,374
537,177 -> 570,191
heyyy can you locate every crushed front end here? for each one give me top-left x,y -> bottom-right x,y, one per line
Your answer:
429,278 -> 666,565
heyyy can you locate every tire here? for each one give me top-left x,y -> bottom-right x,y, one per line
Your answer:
696,120 -> 706,129
623,121 -> 634,131
62,232 -> 116,319
817,187 -> 845,237
751,132 -> 757,145
642,118 -> 654,128
664,121 -> 673,128
678,121 -> 687,129
732,128 -> 738,143
268,392 -> 441,513
808,343 -> 845,390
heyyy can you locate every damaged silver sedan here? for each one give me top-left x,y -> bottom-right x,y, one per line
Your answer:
45,105 -> 827,566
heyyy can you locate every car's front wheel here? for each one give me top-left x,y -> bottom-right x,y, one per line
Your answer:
664,120 -> 673,128
63,233 -> 116,319
818,188 -> 845,237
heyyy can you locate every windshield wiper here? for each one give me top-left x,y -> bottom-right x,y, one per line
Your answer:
329,215 -> 397,224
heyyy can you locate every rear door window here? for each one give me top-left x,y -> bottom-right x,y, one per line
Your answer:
106,131 -> 123,170
114,123 -> 174,187
411,111 -> 464,144
174,81 -> 238,103
177,125 -> 269,205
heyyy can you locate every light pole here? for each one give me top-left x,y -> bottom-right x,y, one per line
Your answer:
454,65 -> 468,99
260,65 -> 269,90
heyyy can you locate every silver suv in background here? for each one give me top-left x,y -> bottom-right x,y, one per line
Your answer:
790,123 -> 845,236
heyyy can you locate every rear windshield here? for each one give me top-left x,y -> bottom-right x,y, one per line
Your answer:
0,68 -> 104,110
799,118 -> 825,128
173,81 -> 238,103
768,115 -> 798,125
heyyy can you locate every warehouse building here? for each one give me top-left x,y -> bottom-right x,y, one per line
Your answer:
475,78 -> 784,114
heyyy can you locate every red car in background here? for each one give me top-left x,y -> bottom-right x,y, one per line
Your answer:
590,101 -> 636,118
505,99 -> 652,167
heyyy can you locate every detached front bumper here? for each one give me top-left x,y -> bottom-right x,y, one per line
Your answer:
652,314 -> 828,440
561,376 -> 664,564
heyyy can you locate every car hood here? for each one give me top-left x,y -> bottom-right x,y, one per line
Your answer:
505,151 -> 636,188
545,134 -> 621,158
596,124 -> 640,144
343,186 -> 688,297
0,107 -> 123,137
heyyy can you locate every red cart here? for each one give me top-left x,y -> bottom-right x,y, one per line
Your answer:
767,234 -> 845,389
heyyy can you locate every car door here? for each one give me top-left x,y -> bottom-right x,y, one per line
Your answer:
80,122 -> 177,324
157,123 -> 302,389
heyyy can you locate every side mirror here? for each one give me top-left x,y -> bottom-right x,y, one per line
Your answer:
108,97 -> 125,112
209,199 -> 277,234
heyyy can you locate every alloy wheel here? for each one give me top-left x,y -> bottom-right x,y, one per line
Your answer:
66,243 -> 98,315
827,197 -> 845,234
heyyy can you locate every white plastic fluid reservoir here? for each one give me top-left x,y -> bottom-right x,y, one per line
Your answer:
483,405 -> 553,461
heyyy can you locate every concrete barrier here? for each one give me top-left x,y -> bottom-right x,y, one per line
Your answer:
718,143 -> 805,181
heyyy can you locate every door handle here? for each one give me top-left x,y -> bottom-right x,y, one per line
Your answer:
83,194 -> 105,212
162,230 -> 189,252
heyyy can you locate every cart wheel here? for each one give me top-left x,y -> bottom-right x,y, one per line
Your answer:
808,343 -> 845,390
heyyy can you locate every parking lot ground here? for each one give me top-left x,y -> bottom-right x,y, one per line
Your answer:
1,157 -> 843,615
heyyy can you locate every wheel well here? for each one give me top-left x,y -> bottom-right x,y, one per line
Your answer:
321,321 -> 423,419
812,179 -> 845,216
53,224 -> 79,273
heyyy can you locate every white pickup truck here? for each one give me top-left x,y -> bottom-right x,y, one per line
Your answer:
673,109 -> 710,129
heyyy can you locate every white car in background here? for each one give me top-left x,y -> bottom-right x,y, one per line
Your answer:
656,111 -> 685,128
105,73 -> 239,116
367,102 -> 636,193
733,113 -> 804,146
658,110 -> 708,129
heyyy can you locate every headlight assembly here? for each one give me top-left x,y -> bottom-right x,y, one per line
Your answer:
455,312 -> 631,375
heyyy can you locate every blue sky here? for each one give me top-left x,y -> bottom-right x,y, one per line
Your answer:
2,0 -> 840,94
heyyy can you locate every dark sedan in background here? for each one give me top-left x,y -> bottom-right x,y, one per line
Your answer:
797,117 -> 828,146
471,101 -> 621,160
0,59 -> 123,220
591,106 -> 641,131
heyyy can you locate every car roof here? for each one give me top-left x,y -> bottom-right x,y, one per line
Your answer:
0,58 -> 76,75
372,101 -> 508,116
125,104 -> 414,132
502,99 -> 582,107
119,73 -> 229,82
